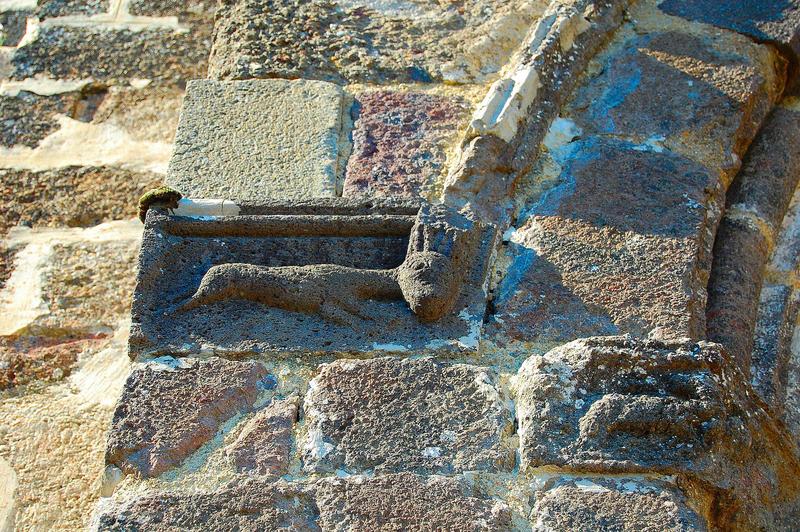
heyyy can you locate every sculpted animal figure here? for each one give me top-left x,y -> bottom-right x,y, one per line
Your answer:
177,204 -> 480,324
179,263 -> 402,327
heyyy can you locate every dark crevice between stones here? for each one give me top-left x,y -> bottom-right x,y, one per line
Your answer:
70,83 -> 109,123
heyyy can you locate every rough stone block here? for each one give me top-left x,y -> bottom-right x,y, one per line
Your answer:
32,239 -> 140,335
659,0 -> 800,65
166,79 -> 345,201
489,6 -> 784,348
0,92 -> 78,149
94,478 -> 318,531
302,357 -> 513,474
515,336 -> 800,529
0,335 -> 104,390
92,85 -> 185,144
35,0 -> 109,18
0,9 -> 31,47
564,26 -> 783,181
208,0 -> 539,84
11,25 -> 209,84
751,283 -> 800,412
105,357 -> 273,477
314,473 -> 512,531
530,477 -> 705,531
442,0 -> 632,222
225,397 -> 297,477
129,200 -> 495,357
129,0 -> 217,18
493,137 -> 721,344
0,166 -> 161,232
343,91 -> 468,199
0,228 -> 141,338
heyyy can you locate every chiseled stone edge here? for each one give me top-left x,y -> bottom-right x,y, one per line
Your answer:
442,0 -> 631,223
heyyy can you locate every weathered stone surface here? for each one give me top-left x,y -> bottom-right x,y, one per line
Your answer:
12,25 -> 210,84
529,477 -> 705,531
0,166 -> 161,232
0,10 -> 31,47
0,246 -> 14,291
343,91 -> 467,199
94,478 -> 318,531
0,335 -> 104,390
106,357 -> 273,477
565,26 -> 785,178
786,325 -> 800,442
209,0 -> 540,84
92,86 -> 185,144
442,0 -> 631,223
706,216 -> 772,366
0,92 -> 78,149
0,375 -> 122,530
751,180 -> 800,422
130,200 -> 495,357
35,0 -> 109,18
751,283 -> 800,412
706,105 -> 800,368
314,473 -> 512,531
302,357 -> 513,474
30,238 -> 140,335
659,0 -> 800,65
493,138 -> 722,345
129,0 -> 217,18
490,8 -> 786,347
515,336 -> 800,530
225,397 -> 297,476
723,105 -> 800,230
166,79 -> 344,201
0,457 -> 14,532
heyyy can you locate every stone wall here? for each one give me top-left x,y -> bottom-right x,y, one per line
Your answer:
2,0 -> 800,530
0,0 -> 213,528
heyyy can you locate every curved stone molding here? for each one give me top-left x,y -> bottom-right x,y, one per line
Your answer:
707,102 -> 800,372
443,0 -> 631,223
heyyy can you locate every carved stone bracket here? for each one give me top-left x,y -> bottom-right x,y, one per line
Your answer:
128,198 -> 496,358
515,336 -> 800,529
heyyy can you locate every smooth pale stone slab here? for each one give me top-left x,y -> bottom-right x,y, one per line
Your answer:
166,79 -> 346,201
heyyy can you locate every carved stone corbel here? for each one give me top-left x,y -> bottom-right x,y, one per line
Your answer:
128,199 -> 496,358
515,336 -> 800,529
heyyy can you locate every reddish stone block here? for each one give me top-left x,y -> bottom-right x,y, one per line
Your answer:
106,357 -> 273,477
0,335 -> 105,390
95,478 -> 317,530
343,91 -> 467,198
225,397 -> 298,477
